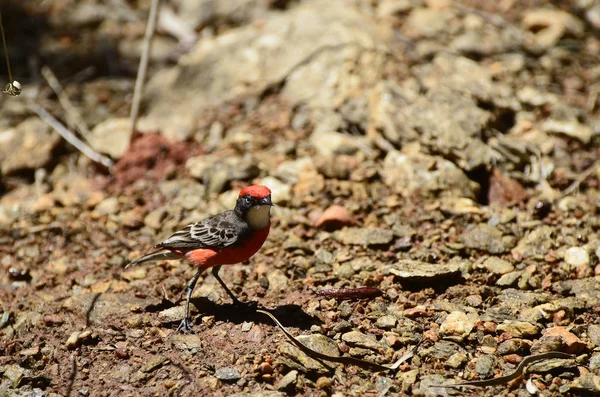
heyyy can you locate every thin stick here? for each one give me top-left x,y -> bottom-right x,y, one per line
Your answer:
41,66 -> 92,139
560,161 -> 600,198
257,309 -> 420,371
28,102 -> 114,168
0,10 -> 13,84
130,0 -> 161,135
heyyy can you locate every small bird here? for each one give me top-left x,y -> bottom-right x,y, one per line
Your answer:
126,185 -> 273,332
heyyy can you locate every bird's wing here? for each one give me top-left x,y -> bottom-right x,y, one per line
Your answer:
156,210 -> 249,251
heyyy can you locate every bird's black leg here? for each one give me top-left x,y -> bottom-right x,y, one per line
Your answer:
211,265 -> 243,305
177,268 -> 204,333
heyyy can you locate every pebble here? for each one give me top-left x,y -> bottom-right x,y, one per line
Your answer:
482,257 -> 514,275
376,315 -> 397,330
144,207 -> 168,230
341,331 -> 380,350
589,324 -> 600,347
95,197 -> 120,216
446,352 -> 468,368
279,334 -> 339,374
65,330 -> 93,349
314,205 -> 354,231
3,365 -> 25,388
88,117 -> 132,158
316,376 -> 333,390
511,225 -> 554,258
460,224 -> 509,254
496,321 -> 540,338
564,247 -> 589,267
215,367 -> 241,381
276,370 -> 298,391
440,311 -> 477,342
496,271 -> 522,287
571,373 -> 600,395
335,227 -> 394,246
382,260 -> 462,281
537,326 -> 587,354
474,354 -> 496,377
260,176 -> 291,205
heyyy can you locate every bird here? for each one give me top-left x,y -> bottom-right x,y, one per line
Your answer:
126,185 -> 273,332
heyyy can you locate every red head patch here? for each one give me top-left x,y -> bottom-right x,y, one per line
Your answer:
239,185 -> 271,199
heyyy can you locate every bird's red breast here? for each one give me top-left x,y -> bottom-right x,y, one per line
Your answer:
185,225 -> 270,268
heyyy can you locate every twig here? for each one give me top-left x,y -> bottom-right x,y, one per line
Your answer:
28,102 -> 114,168
431,352 -> 574,388
0,10 -> 20,96
0,11 -> 12,84
559,161 -> 600,198
41,66 -> 92,139
257,309 -> 420,371
130,0 -> 161,135
315,287 -> 383,300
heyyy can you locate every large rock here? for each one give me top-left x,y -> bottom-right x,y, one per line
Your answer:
88,117 -> 132,159
139,0 -> 382,139
0,118 -> 60,175
382,148 -> 479,199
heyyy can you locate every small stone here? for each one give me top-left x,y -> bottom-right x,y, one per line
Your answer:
461,224 -> 509,254
267,269 -> 289,291
260,176 -> 291,205
316,376 -> 332,389
512,225 -> 553,258
0,118 -> 60,175
158,306 -> 187,324
497,339 -> 531,355
144,207 -> 167,229
341,331 -> 380,351
3,365 -> 25,388
382,150 -> 478,199
497,321 -> 540,338
564,247 -> 589,267
65,330 -> 93,349
446,352 -> 468,368
142,357 -> 167,373
540,326 -> 587,354
215,367 -> 241,381
440,311 -> 477,342
382,260 -> 462,281
171,334 -> 203,350
376,315 -> 397,330
279,334 -> 339,374
496,271 -> 522,287
475,354 -> 496,377
122,267 -> 147,281
95,197 -> 119,216
483,257 -> 514,275
589,324 -> 600,347
571,373 -> 600,395
335,227 -> 394,246
277,370 -> 298,391
88,118 -> 132,158
315,205 -> 354,231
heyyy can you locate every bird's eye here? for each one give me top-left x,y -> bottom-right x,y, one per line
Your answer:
244,196 -> 251,204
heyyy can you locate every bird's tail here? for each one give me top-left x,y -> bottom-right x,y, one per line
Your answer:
125,250 -> 180,269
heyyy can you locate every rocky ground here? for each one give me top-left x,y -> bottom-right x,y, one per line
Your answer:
2,0 -> 600,396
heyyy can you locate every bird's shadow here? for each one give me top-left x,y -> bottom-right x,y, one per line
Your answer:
191,298 -> 321,330
148,297 -> 322,331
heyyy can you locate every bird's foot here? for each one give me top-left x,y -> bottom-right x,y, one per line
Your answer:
176,317 -> 192,333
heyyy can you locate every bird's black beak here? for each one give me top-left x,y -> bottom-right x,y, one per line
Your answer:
261,196 -> 274,206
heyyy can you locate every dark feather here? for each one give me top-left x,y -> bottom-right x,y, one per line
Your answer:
156,210 -> 249,251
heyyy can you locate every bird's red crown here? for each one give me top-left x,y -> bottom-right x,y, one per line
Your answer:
239,185 -> 271,199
